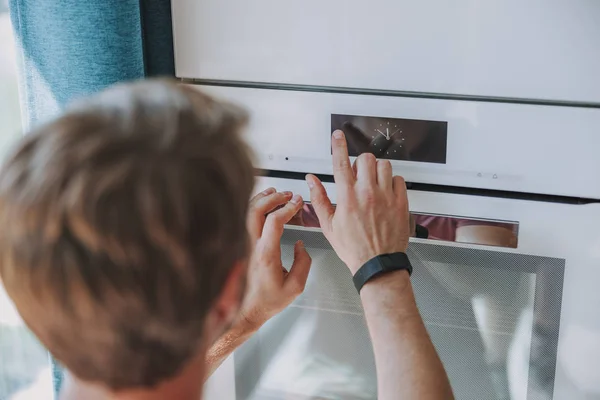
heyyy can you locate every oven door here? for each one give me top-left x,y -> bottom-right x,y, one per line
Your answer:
204,177 -> 600,400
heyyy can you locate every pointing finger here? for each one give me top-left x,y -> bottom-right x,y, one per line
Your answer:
331,130 -> 355,189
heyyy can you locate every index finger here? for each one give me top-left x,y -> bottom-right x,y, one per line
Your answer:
262,195 -> 304,247
248,190 -> 293,240
331,130 -> 355,187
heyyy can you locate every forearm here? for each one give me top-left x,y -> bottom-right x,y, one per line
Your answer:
205,322 -> 256,380
361,271 -> 454,400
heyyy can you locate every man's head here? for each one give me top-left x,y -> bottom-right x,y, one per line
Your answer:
0,81 -> 255,389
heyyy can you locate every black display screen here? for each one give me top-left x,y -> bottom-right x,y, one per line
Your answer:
331,114 -> 448,164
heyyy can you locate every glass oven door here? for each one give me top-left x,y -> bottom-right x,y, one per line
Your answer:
204,177 -> 600,400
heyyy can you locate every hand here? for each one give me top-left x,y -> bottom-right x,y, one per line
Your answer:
236,188 -> 312,332
306,130 -> 411,274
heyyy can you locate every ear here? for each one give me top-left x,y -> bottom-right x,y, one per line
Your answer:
204,260 -> 247,337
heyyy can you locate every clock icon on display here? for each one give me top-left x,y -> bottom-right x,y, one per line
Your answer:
368,120 -> 407,159
339,118 -> 410,160
372,121 -> 405,142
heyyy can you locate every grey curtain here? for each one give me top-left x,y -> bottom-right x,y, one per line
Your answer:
8,0 -> 175,394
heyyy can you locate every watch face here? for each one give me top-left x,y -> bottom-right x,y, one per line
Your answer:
332,114 -> 448,164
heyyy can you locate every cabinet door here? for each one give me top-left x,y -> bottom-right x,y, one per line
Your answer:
172,0 -> 600,103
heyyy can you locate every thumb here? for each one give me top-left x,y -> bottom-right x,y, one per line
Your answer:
305,174 -> 334,233
284,240 -> 312,296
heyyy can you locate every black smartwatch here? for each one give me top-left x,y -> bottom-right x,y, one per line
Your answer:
353,252 -> 413,293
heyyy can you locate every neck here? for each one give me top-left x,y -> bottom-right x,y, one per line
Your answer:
60,350 -> 207,400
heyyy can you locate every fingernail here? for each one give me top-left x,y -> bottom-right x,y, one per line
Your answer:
332,130 -> 344,140
290,194 -> 302,204
296,240 -> 304,249
282,191 -> 293,197
262,187 -> 275,195
305,175 -> 314,189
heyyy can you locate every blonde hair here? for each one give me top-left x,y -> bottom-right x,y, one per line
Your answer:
0,80 -> 255,388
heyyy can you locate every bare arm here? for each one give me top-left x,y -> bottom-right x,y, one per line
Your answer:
204,321 -> 256,378
361,272 -> 453,399
308,130 -> 453,399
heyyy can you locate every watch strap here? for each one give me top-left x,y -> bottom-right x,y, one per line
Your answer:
353,252 -> 413,293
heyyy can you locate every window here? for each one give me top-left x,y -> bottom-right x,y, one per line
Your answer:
0,2 -> 54,398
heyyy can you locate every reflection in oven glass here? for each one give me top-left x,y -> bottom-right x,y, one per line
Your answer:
412,212 -> 519,249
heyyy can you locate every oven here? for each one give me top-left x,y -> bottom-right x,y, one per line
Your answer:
171,1 -> 600,398
203,177 -> 600,400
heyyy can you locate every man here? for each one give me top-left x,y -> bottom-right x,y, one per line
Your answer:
0,80 -> 453,399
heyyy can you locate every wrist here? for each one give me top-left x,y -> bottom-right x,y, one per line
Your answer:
359,269 -> 418,316
352,252 -> 412,293
360,274 -> 420,332
346,247 -> 409,275
232,313 -> 262,337
206,315 -> 259,378
360,269 -> 411,296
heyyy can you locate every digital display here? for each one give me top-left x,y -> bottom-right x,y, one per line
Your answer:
331,114 -> 448,164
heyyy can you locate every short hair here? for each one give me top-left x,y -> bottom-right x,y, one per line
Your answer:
0,80 -> 255,389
